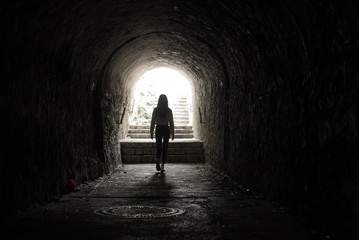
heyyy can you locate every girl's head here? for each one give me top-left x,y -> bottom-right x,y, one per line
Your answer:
157,94 -> 168,117
157,94 -> 168,109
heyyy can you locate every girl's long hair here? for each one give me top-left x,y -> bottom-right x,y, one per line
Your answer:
157,94 -> 169,118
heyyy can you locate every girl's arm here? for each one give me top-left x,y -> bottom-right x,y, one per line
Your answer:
169,109 -> 174,140
150,108 -> 156,139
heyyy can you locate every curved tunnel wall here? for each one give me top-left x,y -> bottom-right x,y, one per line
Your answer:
1,0 -> 359,237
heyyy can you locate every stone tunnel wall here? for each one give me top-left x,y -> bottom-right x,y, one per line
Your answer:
216,1 -> 359,237
184,1 -> 359,237
1,0 -> 359,237
0,1 -> 114,212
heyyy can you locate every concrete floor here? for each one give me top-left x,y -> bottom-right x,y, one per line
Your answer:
4,164 -> 321,239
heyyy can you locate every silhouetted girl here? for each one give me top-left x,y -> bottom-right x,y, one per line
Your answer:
150,94 -> 174,173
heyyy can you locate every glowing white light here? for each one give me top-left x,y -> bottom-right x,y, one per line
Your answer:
131,67 -> 193,126
134,67 -> 192,103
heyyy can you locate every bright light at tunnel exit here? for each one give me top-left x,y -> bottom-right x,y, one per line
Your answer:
134,67 -> 192,100
131,67 -> 193,125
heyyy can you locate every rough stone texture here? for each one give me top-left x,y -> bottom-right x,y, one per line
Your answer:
1,0 -> 359,238
120,139 -> 204,163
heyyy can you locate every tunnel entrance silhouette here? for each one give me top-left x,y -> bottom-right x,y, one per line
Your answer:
129,67 -> 193,129
121,67 -> 204,164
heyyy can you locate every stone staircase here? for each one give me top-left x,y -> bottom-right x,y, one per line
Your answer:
121,96 -> 204,163
127,96 -> 193,139
127,126 -> 193,139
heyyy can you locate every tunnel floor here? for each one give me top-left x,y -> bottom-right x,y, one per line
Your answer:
4,164 -> 319,239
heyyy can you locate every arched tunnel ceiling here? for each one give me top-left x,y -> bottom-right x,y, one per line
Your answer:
103,31 -> 223,93
60,0 -> 252,90
4,0 -> 272,92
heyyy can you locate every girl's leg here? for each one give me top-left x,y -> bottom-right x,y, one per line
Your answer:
161,126 -> 170,172
162,135 -> 170,162
155,126 -> 163,159
155,135 -> 162,159
155,127 -> 163,171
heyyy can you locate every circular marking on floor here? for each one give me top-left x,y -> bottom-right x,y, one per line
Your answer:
94,205 -> 185,218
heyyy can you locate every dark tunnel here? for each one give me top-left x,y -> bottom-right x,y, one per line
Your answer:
1,0 -> 359,238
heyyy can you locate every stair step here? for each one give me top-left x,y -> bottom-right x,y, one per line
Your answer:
172,116 -> 190,119
140,121 -> 190,124
139,122 -> 190,126
128,129 -> 193,134
129,125 -> 193,129
174,117 -> 189,119
127,134 -> 194,139
173,113 -> 190,116
122,147 -> 203,155
149,102 -> 188,105
130,96 -> 193,137
121,155 -> 204,163
121,139 -> 203,148
173,106 -> 188,108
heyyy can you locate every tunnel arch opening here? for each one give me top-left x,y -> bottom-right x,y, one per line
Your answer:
94,30 -> 228,173
129,67 -> 193,127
